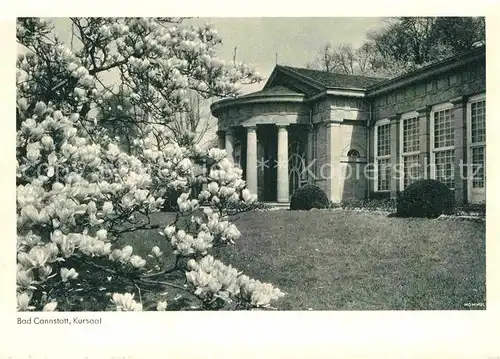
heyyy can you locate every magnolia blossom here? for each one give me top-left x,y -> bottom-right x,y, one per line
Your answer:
157,301 -> 167,311
151,246 -> 163,257
42,301 -> 58,312
129,255 -> 147,269
17,292 -> 35,311
17,269 -> 37,290
111,293 -> 143,311
60,267 -> 79,282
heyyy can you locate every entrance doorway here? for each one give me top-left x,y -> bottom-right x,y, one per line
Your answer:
256,125 -> 277,201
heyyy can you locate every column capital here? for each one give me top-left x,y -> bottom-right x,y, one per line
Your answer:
276,123 -> 289,129
242,124 -> 257,131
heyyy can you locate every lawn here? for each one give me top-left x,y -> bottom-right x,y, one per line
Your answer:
77,209 -> 486,311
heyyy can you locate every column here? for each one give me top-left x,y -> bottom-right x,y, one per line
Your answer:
416,106 -> 430,180
217,130 -> 225,149
225,129 -> 235,164
276,124 -> 289,203
451,96 -> 467,205
326,121 -> 343,203
245,125 -> 258,196
306,125 -> 315,185
389,114 -> 401,199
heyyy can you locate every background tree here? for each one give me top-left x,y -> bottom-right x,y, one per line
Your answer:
163,90 -> 218,148
308,16 -> 485,77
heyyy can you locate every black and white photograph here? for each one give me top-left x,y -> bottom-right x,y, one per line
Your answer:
14,16 -> 487,312
3,10 -> 500,359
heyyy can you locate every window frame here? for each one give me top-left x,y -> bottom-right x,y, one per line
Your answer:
466,93 -> 486,201
429,101 -> 455,189
374,118 -> 391,192
399,111 -> 420,190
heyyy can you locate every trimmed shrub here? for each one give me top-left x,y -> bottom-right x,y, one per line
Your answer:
396,179 -> 454,218
290,184 -> 330,210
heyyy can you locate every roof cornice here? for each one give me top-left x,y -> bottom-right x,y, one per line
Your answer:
367,46 -> 485,97
210,93 -> 305,115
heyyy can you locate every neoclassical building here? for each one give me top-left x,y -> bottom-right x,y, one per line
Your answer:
210,46 -> 486,204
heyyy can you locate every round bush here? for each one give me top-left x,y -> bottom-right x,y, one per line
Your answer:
290,184 -> 330,210
396,179 -> 454,218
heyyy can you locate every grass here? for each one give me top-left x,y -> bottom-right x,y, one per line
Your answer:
75,209 -> 485,311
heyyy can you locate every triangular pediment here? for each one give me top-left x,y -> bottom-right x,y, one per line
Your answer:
263,65 -> 325,97
264,65 -> 388,97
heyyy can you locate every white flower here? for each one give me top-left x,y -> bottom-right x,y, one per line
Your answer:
129,255 -> 146,269
26,246 -> 50,267
151,246 -> 163,257
60,267 -> 79,282
102,201 -> 113,215
242,189 -> 257,204
208,148 -> 226,161
96,229 -> 107,240
38,264 -> 53,280
17,292 -> 34,311
164,226 -> 176,238
59,236 -> 75,258
207,182 -> 219,194
17,269 -> 36,289
41,135 -> 54,150
111,293 -> 143,311
109,249 -> 122,262
42,301 -> 58,312
157,301 -> 167,311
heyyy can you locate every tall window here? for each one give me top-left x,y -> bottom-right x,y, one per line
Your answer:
430,103 -> 455,189
467,94 -> 486,200
400,112 -> 420,189
375,120 -> 391,191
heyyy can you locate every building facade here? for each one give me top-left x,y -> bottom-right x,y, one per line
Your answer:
210,46 -> 486,204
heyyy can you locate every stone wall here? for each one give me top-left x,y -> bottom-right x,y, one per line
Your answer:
368,57 -> 486,203
371,59 -> 485,120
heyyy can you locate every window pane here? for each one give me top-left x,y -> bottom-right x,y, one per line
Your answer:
471,100 -> 486,144
377,124 -> 391,157
403,117 -> 420,153
403,154 -> 420,189
377,158 -> 391,191
435,150 -> 455,189
472,146 -> 485,188
434,108 -> 454,148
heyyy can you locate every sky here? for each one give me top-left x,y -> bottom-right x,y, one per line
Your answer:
187,17 -> 384,93
46,17 -> 384,94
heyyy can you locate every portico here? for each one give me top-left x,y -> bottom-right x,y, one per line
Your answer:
217,122 -> 296,203
211,85 -> 314,203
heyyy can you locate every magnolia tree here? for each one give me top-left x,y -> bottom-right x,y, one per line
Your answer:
16,17 -> 285,312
